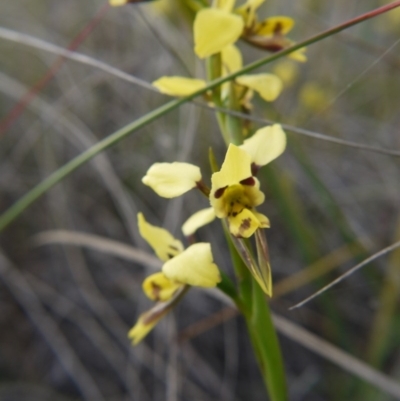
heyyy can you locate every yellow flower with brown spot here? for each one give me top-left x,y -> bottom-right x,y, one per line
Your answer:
143,125 -> 286,239
129,213 -> 221,345
209,144 -> 269,238
192,0 -> 304,60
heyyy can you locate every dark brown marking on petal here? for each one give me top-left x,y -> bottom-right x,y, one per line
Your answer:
239,218 -> 252,235
169,245 -> 179,251
151,282 -> 162,301
214,186 -> 227,199
274,22 -> 283,34
263,43 -> 284,52
240,177 -> 255,186
167,253 -> 175,259
251,163 -> 259,176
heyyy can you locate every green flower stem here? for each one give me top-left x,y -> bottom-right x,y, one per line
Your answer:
1,1 -> 399,233
217,270 -> 243,309
246,278 -> 287,401
226,82 -> 244,145
222,216 -> 287,400
222,221 -> 252,310
206,53 -> 229,145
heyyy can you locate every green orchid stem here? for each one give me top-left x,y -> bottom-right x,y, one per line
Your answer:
221,217 -> 286,400
1,0 -> 400,232
226,82 -> 244,145
247,279 -> 287,401
206,53 -> 229,145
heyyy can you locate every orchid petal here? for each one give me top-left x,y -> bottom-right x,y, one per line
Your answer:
253,211 -> 270,228
163,243 -> 221,287
138,213 -> 184,262
228,208 -> 260,238
194,9 -> 244,59
142,162 -> 201,198
215,0 -> 235,12
128,312 -> 159,345
109,0 -> 128,6
255,16 -> 294,36
142,272 -> 182,301
211,144 -> 252,191
236,74 -> 283,102
235,0 -> 264,27
182,208 -> 216,236
222,44 -> 243,74
240,124 -> 286,167
153,76 -> 206,97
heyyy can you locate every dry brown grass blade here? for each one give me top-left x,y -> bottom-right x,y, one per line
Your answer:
0,71 -> 141,244
30,230 -> 400,399
274,241 -> 363,297
0,251 -> 105,401
32,229 -> 161,270
290,240 -> 400,310
272,313 -> 400,400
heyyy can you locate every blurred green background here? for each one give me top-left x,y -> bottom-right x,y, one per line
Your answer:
0,0 -> 400,400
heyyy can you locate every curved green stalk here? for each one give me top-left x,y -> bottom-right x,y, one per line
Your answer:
1,1 -> 399,233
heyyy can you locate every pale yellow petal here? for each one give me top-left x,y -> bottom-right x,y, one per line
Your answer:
235,0 -> 264,27
255,16 -> 294,36
138,213 -> 184,262
128,299 -> 176,345
222,44 -> 243,74
215,0 -> 235,12
253,211 -> 270,228
142,272 -> 182,301
153,76 -> 206,97
236,74 -> 283,102
128,313 -> 159,345
109,0 -> 128,6
243,179 -> 265,206
163,243 -> 221,287
228,208 -> 260,238
194,9 -> 244,59
182,208 -> 216,236
142,162 -> 202,198
211,144 -> 252,191
240,124 -> 286,167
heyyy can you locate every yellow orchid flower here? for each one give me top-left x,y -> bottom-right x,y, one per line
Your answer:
138,213 -> 220,287
129,213 -> 221,344
192,0 -> 303,61
151,45 -> 282,106
242,14 -> 307,62
181,124 -> 286,236
221,44 -> 283,105
141,125 -> 285,238
209,144 -> 269,238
